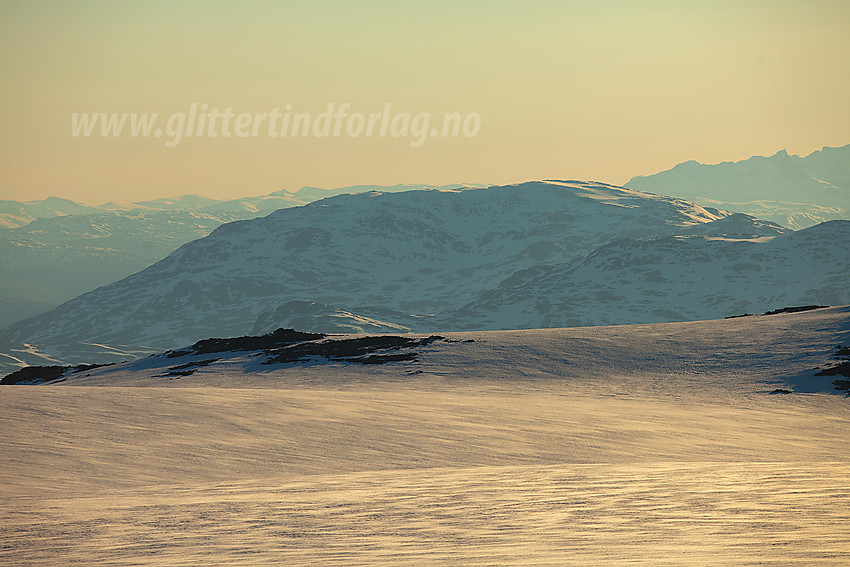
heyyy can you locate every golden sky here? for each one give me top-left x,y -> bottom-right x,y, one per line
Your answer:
1,0 -> 848,203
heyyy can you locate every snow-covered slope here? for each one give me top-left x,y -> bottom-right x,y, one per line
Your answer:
3,306 -> 848,566
625,144 -> 850,228
5,305 -> 849,398
465,220 -> 850,329
251,301 -> 416,334
0,181 -> 731,369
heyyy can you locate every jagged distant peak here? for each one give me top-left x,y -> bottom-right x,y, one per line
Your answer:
624,144 -> 850,227
690,144 -> 846,169
33,195 -> 86,206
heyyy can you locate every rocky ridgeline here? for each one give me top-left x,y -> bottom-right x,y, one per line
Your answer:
1,328 -> 468,384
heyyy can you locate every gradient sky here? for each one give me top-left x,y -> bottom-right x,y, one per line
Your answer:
1,0 -> 848,204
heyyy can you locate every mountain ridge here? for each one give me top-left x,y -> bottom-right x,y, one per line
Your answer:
625,144 -> 850,228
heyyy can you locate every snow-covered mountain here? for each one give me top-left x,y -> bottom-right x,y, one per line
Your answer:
463,220 -> 849,329
0,184 -> 473,326
0,180 -> 733,370
625,144 -> 850,228
0,196 -> 104,229
1,183 -> 477,228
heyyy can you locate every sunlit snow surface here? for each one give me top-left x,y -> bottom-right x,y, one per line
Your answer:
2,307 -> 849,565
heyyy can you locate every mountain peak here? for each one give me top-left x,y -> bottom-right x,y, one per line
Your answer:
624,143 -> 850,228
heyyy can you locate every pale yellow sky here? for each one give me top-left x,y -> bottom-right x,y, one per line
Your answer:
1,0 -> 848,203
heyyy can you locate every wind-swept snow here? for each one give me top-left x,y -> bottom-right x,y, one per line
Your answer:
2,307 -> 849,565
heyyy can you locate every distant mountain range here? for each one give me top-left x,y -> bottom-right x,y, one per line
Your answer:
7,179 -> 846,374
625,144 -> 850,229
0,184 -> 472,326
0,184 -> 477,229
2,146 -> 849,372
4,145 -> 848,330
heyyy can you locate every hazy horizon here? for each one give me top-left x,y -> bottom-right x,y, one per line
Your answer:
7,143 -> 848,207
2,1 -> 849,204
